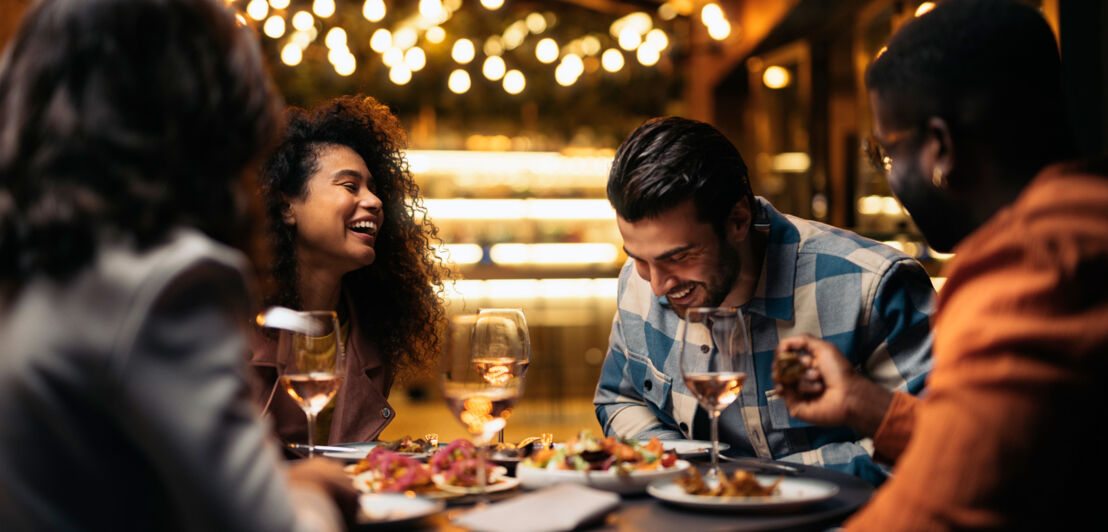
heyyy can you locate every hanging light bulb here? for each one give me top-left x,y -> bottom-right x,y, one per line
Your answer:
324,27 -> 347,49
269,0 -> 291,10
480,0 -> 505,10
405,47 -> 427,71
426,26 -> 446,44
263,15 -> 285,39
389,65 -> 412,85
363,0 -> 386,22
502,69 -> 525,94
370,29 -> 392,53
483,55 -> 506,81
452,38 -> 475,64
312,0 -> 335,19
281,43 -> 302,66
246,0 -> 268,21
535,38 -> 559,64
382,47 -> 404,67
448,69 -> 471,94
601,48 -> 624,72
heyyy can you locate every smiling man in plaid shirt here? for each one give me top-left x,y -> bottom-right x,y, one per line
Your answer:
593,117 -> 934,485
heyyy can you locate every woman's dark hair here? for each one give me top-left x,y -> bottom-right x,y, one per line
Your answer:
865,0 -> 1073,175
0,0 -> 281,284
261,95 -> 447,380
607,116 -> 754,235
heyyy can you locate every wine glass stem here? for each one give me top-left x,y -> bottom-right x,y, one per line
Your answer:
476,440 -> 489,506
306,411 -> 317,458
710,410 -> 721,479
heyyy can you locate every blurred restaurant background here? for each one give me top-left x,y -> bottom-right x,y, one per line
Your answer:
2,0 -> 1104,442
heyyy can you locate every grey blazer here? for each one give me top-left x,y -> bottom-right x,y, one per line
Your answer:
0,229 -> 330,531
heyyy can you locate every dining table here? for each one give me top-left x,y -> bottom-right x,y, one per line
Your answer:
342,445 -> 876,532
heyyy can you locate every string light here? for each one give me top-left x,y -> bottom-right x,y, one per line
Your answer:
581,35 -> 601,56
448,69 -> 471,94
390,65 -> 413,85
426,26 -> 446,44
263,15 -> 285,39
480,0 -> 504,10
246,0 -> 267,21
324,27 -> 346,49
525,13 -> 547,34
405,47 -> 427,71
312,0 -> 335,19
483,55 -> 506,81
362,0 -> 385,22
280,43 -> 302,66
269,0 -> 290,10
762,65 -> 790,89
394,27 -> 418,49
601,48 -> 624,72
636,44 -> 660,66
370,29 -> 392,53
419,0 -> 445,19
382,47 -> 404,67
535,38 -> 559,64
291,11 -> 314,32
452,39 -> 475,64
503,69 -> 525,94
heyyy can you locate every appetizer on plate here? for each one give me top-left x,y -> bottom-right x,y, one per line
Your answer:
377,435 -> 437,454
350,447 -> 434,493
521,430 -> 678,473
675,466 -> 783,497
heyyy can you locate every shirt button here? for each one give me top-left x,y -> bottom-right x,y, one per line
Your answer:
381,407 -> 392,419
700,345 -> 710,353
644,380 -> 653,391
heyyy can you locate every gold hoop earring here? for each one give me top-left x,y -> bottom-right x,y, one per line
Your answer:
931,167 -> 945,188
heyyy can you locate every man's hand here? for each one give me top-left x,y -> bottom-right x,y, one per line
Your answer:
288,458 -> 359,526
773,335 -> 893,438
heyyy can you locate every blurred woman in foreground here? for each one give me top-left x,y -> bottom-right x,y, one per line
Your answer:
0,0 -> 354,529
252,95 -> 447,447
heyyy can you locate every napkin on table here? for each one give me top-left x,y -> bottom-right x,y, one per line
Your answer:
452,483 -> 620,532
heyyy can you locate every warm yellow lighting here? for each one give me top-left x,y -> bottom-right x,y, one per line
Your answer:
452,38 -> 475,64
770,152 -> 810,173
419,0 -> 445,19
561,54 -> 583,77
645,29 -> 669,50
762,65 -> 791,89
445,279 -> 618,301
526,12 -> 547,34
422,199 -> 614,220
312,0 -> 334,18
858,195 -> 884,215
390,65 -> 412,85
426,26 -> 446,44
601,48 -> 624,72
324,27 -> 346,49
394,27 -> 418,49
480,0 -> 504,10
636,43 -> 660,66
370,29 -> 392,53
448,69 -> 471,94
535,38 -> 559,63
554,63 -> 578,86
915,2 -> 936,17
362,0 -> 386,22
269,0 -> 291,10
659,2 -> 678,21
484,36 -> 504,56
490,243 -> 619,265
483,55 -> 506,80
930,250 -> 955,260
246,0 -> 268,21
882,197 -> 904,215
290,31 -> 312,49
235,13 -> 247,26
701,3 -> 725,25
280,43 -> 302,66
405,47 -> 427,71
627,12 -> 653,34
581,35 -> 601,56
435,244 -> 483,265
707,20 -> 731,40
382,47 -> 404,67
931,277 -> 946,292
503,69 -> 525,94
405,150 -> 613,185
263,16 -> 285,38
333,54 -> 356,76
875,45 -> 888,59
503,21 -> 528,50
618,28 -> 642,51
291,11 -> 314,31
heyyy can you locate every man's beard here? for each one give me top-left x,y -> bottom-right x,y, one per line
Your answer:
668,235 -> 742,317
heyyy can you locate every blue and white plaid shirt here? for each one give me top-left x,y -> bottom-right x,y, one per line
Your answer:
594,198 -> 934,485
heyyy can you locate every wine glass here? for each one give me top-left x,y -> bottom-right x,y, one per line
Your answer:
441,312 -> 527,501
678,307 -> 751,481
266,308 -> 344,458
474,308 -> 530,444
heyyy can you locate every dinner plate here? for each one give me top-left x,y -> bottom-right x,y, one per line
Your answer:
352,468 -> 520,500
432,473 -> 521,495
516,460 -> 690,494
357,493 -> 444,525
324,441 -> 440,461
646,476 -> 839,512
638,439 -> 731,458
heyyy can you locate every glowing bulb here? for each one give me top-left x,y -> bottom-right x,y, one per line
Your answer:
525,12 -> 547,33
291,11 -> 314,31
659,2 -> 677,21
405,47 -> 427,71
701,3 -> 724,25
535,38 -> 559,63
707,20 -> 731,40
448,69 -> 471,93
601,48 -> 624,72
762,65 -> 791,89
291,31 -> 312,49
263,16 -> 285,38
333,54 -> 356,76
483,55 -> 506,81
561,54 -> 584,77
426,26 -> 446,44
324,27 -> 346,49
480,0 -> 504,10
503,21 -> 528,50
625,12 -> 652,35
645,29 -> 668,50
370,29 -> 392,53
363,0 -> 386,22
484,36 -> 504,56
581,35 -> 601,56
390,65 -> 412,85
312,0 -> 335,18
420,0 -> 445,19
554,62 -> 579,86
452,38 -> 475,64
393,27 -> 418,49
915,2 -> 936,17
503,69 -> 525,94
280,43 -> 302,66
269,0 -> 291,10
618,28 -> 642,51
382,47 -> 404,67
637,43 -> 660,66
246,0 -> 268,21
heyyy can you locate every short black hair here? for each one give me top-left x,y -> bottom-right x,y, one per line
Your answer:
0,0 -> 281,283
607,117 -> 753,233
865,0 -> 1071,169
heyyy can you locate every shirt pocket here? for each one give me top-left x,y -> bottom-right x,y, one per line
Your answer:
625,349 -> 673,411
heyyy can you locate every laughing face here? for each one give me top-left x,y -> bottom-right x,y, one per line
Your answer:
617,199 -> 742,318
284,143 -> 383,278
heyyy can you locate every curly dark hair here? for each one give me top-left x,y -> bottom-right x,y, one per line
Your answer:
260,95 -> 448,380
0,0 -> 281,285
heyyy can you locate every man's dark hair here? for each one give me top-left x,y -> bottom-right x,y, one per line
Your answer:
0,0 -> 281,283
865,0 -> 1072,176
607,117 -> 754,234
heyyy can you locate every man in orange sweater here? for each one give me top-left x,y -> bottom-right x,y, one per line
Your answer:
774,0 -> 1108,529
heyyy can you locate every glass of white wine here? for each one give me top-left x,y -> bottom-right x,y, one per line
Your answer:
473,308 -> 530,444
679,307 -> 751,481
269,309 -> 344,458
441,312 -> 527,500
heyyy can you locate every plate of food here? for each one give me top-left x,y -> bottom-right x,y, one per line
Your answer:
637,439 -> 731,458
325,435 -> 440,461
516,430 -> 688,494
647,466 -> 839,511
349,439 -> 520,499
357,493 -> 444,525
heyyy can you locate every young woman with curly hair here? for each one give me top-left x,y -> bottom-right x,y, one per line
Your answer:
251,95 -> 448,447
